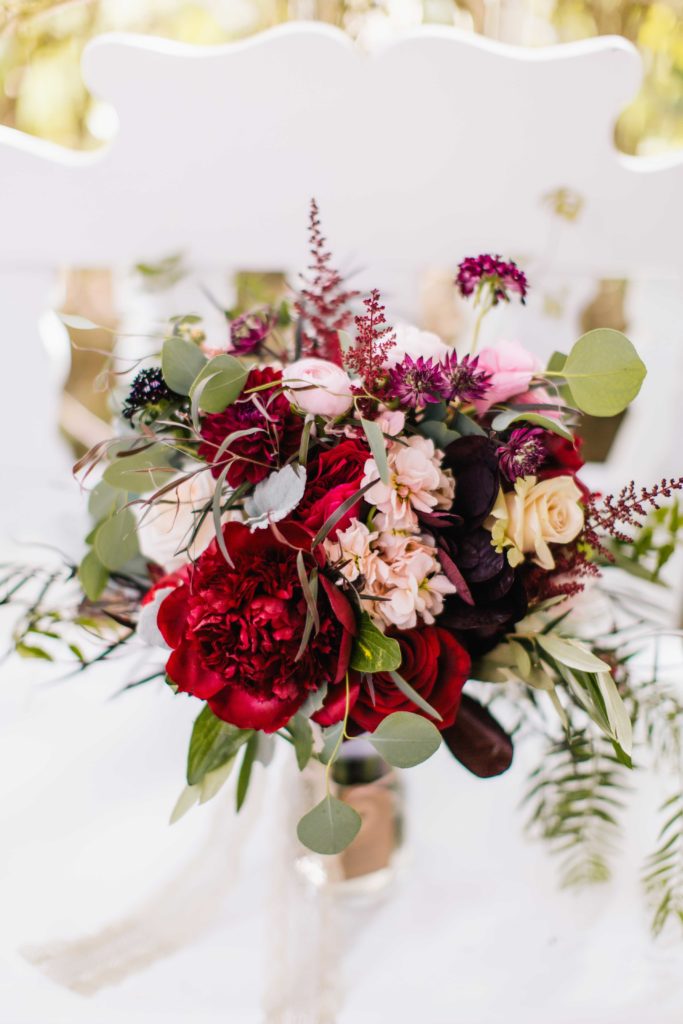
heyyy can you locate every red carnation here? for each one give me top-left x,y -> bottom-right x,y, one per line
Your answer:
349,626 -> 471,734
293,438 -> 369,537
199,366 -> 302,488
157,522 -> 355,733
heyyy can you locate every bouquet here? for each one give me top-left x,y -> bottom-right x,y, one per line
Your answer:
7,203 -> 683,921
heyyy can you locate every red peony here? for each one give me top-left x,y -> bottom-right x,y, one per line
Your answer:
157,522 -> 355,732
199,366 -> 303,488
293,438 -> 369,537
348,626 -> 471,734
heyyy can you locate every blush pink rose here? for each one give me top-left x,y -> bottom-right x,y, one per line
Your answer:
282,357 -> 354,417
473,340 -> 541,414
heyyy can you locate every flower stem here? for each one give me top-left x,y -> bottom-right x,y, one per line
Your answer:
325,672 -> 351,796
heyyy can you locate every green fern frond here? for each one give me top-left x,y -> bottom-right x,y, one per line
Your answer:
524,730 -> 629,888
644,790 -> 683,936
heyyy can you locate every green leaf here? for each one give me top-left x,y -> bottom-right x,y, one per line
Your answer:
417,419 -> 461,448
186,704 -> 253,786
537,634 -> 611,674
161,336 -> 206,395
59,313 -> 103,331
297,795 -> 361,855
562,329 -> 646,417
94,509 -> 139,571
16,642 -> 52,661
88,479 -> 123,521
361,417 -> 390,485
189,354 -> 248,413
290,712 -> 314,770
350,612 -> 402,674
546,351 -> 568,374
319,722 -> 344,765
368,711 -> 441,768
78,549 -> 109,601
451,411 -> 485,437
103,443 -> 174,493
490,409 -> 574,442
236,734 -> 258,812
388,670 -> 443,722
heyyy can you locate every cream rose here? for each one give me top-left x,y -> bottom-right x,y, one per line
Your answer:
282,357 -> 354,417
487,475 -> 584,571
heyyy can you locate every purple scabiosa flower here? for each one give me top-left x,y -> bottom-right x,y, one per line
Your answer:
387,354 -> 450,409
122,367 -> 177,421
456,255 -> 528,306
228,308 -> 274,355
497,427 -> 546,482
442,351 -> 491,403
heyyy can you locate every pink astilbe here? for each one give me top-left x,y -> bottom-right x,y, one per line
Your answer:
583,477 -> 683,549
345,288 -> 395,391
524,546 -> 600,606
295,199 -> 358,364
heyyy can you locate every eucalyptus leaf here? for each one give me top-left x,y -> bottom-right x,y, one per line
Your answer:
297,795 -> 361,855
562,329 -> 646,417
190,354 -> 248,413
186,704 -> 253,786
451,412 -> 486,437
417,419 -> 461,448
88,479 -> 123,521
162,336 -> 206,395
290,712 -> 314,771
94,509 -> 139,571
350,613 -> 402,674
319,722 -> 344,765
361,417 -> 390,485
199,757 -> 236,804
78,549 -> 109,601
103,443 -> 174,493
368,711 -> 441,768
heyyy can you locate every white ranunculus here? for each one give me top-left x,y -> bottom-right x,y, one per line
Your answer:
387,323 -> 451,366
137,470 -> 216,570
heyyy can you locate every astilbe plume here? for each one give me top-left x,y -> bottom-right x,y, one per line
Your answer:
523,546 -> 600,605
583,478 -> 683,551
295,199 -> 358,363
345,288 -> 395,391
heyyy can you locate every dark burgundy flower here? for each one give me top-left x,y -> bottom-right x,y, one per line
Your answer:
426,436 -> 528,652
122,367 -> 179,421
228,308 -> 274,355
441,351 -> 491,404
456,254 -> 528,306
386,354 -> 450,409
199,366 -> 302,487
348,626 -> 470,733
157,522 -> 355,733
497,427 -> 546,482
442,694 -> 513,777
539,431 -> 589,499
292,438 -> 369,538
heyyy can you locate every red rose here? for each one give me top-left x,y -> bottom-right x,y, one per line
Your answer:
157,522 -> 355,733
199,366 -> 302,488
539,432 -> 589,499
294,438 -> 369,537
348,626 -> 471,734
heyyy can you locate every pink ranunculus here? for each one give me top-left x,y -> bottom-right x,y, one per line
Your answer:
473,340 -> 541,415
282,357 -> 354,417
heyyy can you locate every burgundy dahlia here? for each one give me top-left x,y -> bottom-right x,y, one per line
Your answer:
441,351 -> 491,404
497,427 -> 546,482
157,522 -> 355,732
199,366 -> 302,487
387,354 -> 450,409
456,254 -> 528,306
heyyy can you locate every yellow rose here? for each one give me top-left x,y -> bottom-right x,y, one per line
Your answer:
487,475 -> 584,570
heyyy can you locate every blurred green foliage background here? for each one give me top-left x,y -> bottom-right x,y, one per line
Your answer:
0,0 -> 681,155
